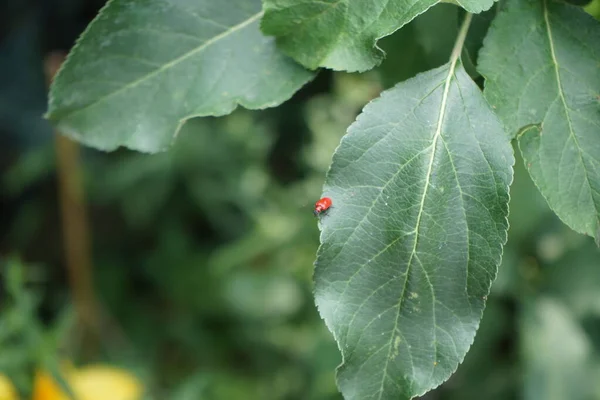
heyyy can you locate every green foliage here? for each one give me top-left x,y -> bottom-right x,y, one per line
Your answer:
3,99 -> 354,398
46,0 -> 314,152
479,0 -> 600,243
2,0 -> 599,399
315,59 -> 513,399
0,259 -> 75,398
261,0 -> 493,72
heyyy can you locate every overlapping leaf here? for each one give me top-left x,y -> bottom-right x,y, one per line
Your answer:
47,0 -> 314,152
261,0 -> 496,72
479,0 -> 600,242
314,62 -> 513,399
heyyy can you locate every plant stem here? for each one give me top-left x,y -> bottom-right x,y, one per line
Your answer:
450,12 -> 473,69
45,52 -> 100,355
435,12 -> 473,144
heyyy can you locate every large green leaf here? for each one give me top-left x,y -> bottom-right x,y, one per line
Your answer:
47,0 -> 314,152
261,0 -> 495,72
478,0 -> 600,242
314,61 -> 513,398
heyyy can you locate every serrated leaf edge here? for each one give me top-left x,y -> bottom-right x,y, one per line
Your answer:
314,12 -> 515,399
45,0 -> 315,153
47,5 -> 264,122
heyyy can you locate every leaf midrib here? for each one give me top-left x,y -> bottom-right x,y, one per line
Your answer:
53,11 -> 264,120
374,58 -> 462,400
373,11 -> 475,395
543,0 -> 599,226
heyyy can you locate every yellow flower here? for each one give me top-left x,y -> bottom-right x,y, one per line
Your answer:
70,366 -> 142,400
32,365 -> 142,400
31,371 -> 64,400
0,374 -> 19,400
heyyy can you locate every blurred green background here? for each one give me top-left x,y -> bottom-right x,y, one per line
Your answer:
1,1 -> 599,399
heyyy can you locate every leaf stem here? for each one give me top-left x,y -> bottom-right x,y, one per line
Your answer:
450,12 -> 473,69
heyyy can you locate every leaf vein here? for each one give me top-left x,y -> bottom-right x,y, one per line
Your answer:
58,11 -> 264,120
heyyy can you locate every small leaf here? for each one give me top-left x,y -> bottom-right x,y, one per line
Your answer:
261,0 -> 495,72
315,62 -> 513,399
479,0 -> 600,241
47,0 -> 314,152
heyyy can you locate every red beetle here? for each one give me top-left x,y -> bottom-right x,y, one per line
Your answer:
314,197 -> 332,216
